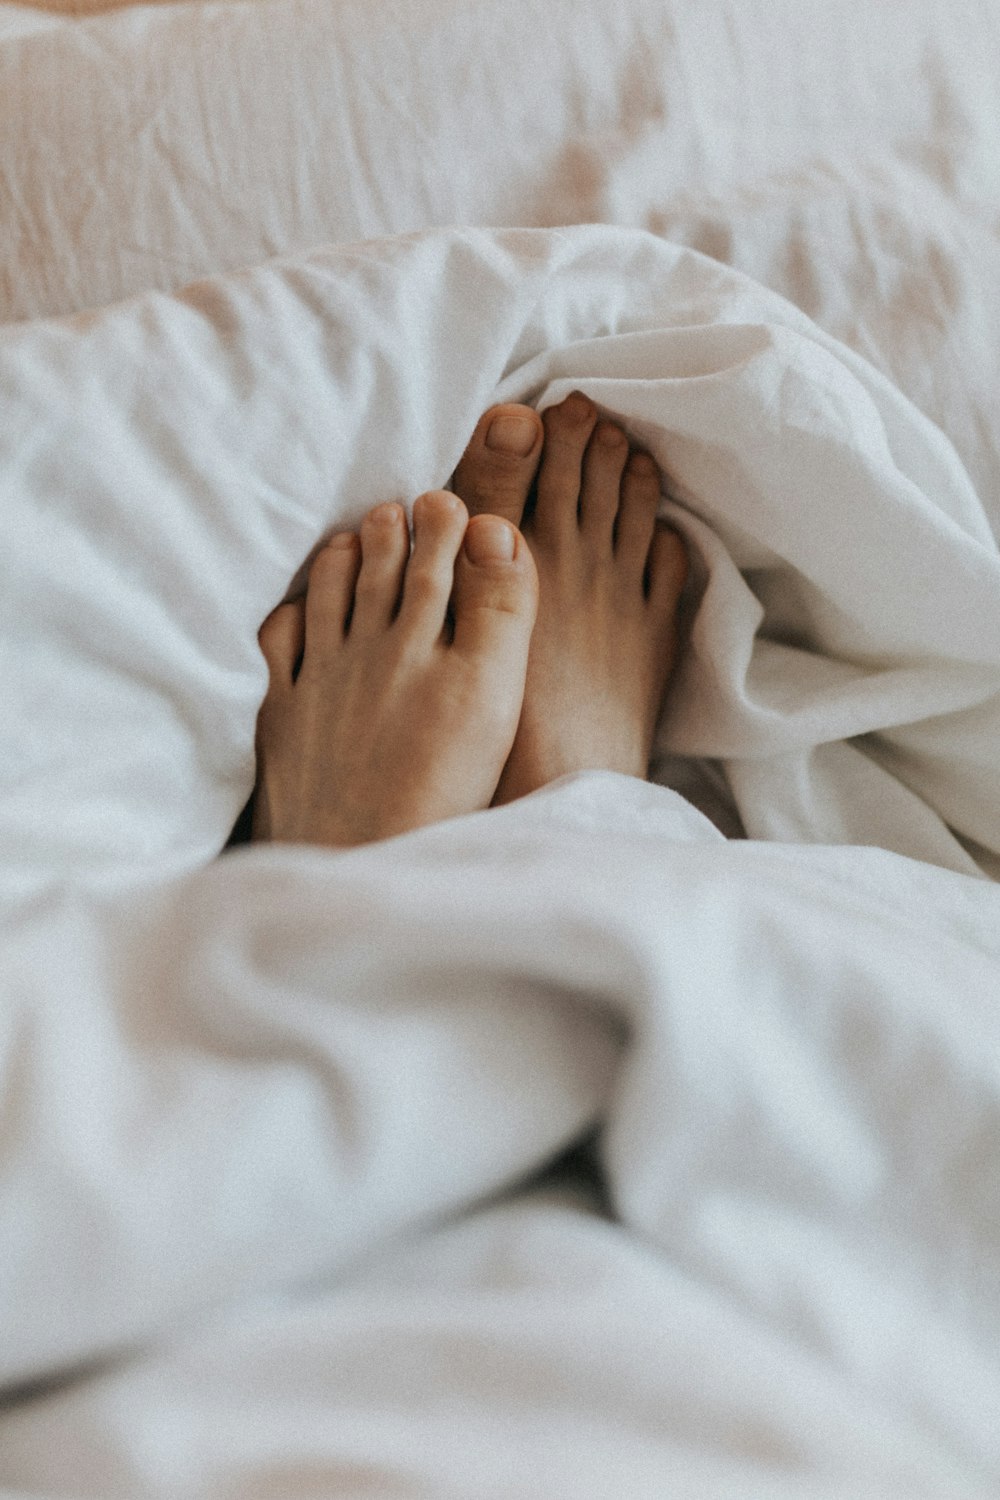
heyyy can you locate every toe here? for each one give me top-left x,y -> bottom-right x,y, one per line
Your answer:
646,522 -> 689,615
396,490 -> 468,646
303,532 -> 361,655
351,502 -> 410,634
533,392 -> 598,541
450,514 -> 538,678
451,404 -> 543,527
580,421 -> 629,546
258,598 -> 306,693
615,451 -> 662,572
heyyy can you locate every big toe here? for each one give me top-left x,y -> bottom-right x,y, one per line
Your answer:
451,404 -> 543,528
450,514 -> 538,684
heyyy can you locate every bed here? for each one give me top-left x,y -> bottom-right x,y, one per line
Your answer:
2,0 -> 1000,1495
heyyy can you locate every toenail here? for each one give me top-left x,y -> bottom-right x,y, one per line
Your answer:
326,531 -> 358,550
464,515 -> 516,564
369,502 -> 404,525
563,392 -> 593,420
596,423 -> 626,447
631,452 -> 657,475
485,411 -> 538,456
417,489 -> 463,515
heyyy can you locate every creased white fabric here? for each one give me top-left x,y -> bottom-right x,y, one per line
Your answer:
2,227 -> 998,886
2,222 -> 999,1495
3,0 -> 1000,1490
2,775 -> 1000,1497
3,0 -> 1000,545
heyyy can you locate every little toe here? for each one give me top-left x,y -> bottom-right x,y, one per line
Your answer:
396,490 -> 468,645
302,533 -> 361,659
451,404 -> 543,527
580,421 -> 629,545
450,514 -> 538,679
258,597 -> 306,694
533,392 -> 598,540
646,522 -> 689,616
351,502 -> 411,634
615,451 -> 663,571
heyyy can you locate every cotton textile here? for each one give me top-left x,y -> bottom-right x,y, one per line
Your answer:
4,0 -> 1000,539
3,776 -> 1000,1496
2,222 -> 1000,1498
4,0 -> 1000,1490
3,227 -> 998,883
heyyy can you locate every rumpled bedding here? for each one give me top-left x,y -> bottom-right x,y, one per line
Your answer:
2,0 -> 1000,1496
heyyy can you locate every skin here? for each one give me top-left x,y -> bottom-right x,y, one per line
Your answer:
451,391 -> 688,804
252,496 -> 537,847
250,393 -> 687,848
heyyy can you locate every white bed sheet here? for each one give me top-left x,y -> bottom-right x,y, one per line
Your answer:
3,775 -> 1000,1498
4,0 -> 1000,536
2,219 -> 999,1497
2,0 -> 1000,1496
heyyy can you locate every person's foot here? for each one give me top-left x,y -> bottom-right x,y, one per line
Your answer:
451,394 -> 688,803
251,491 -> 537,847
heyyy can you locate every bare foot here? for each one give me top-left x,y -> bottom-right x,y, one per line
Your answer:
452,394 -> 688,803
251,491 -> 537,846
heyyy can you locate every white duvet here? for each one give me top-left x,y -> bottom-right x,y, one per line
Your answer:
2,0 -> 1000,1496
